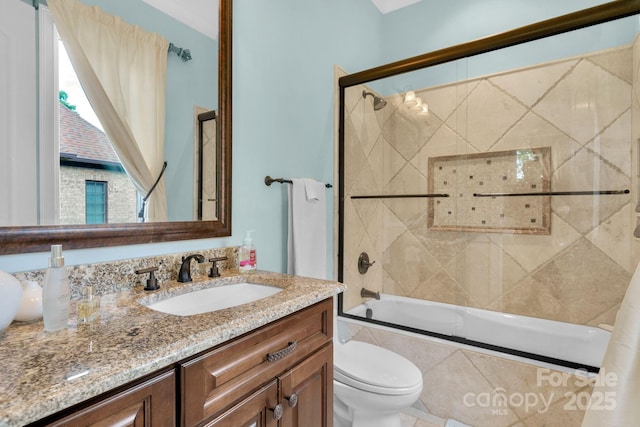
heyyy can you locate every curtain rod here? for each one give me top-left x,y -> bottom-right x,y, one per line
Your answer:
168,42 -> 192,62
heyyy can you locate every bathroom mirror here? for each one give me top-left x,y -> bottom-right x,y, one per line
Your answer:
0,0 -> 232,254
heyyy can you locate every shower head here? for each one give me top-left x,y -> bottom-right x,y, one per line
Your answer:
362,90 -> 387,111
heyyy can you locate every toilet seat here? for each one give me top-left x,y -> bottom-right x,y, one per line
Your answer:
334,341 -> 423,396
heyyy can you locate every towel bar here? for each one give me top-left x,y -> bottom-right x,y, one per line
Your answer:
265,175 -> 332,188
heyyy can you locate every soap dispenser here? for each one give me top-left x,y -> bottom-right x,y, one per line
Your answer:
239,230 -> 257,273
43,245 -> 70,332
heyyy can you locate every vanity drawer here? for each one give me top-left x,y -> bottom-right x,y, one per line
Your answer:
179,297 -> 332,427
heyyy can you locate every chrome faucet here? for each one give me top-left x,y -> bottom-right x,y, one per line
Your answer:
178,254 -> 205,282
360,287 -> 380,300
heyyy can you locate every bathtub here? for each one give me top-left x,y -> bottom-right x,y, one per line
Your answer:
344,294 -> 611,371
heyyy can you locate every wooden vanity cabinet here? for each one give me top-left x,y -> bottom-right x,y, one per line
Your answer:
279,343 -> 333,427
179,298 -> 333,427
203,379 -> 279,426
40,369 -> 176,427
31,298 -> 333,427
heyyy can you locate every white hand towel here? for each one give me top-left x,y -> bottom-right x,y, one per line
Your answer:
582,259 -> 640,427
305,179 -> 321,201
287,178 -> 326,279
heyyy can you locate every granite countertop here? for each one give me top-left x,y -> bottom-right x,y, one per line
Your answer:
0,271 -> 345,427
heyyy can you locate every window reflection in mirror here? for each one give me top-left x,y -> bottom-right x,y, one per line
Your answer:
0,0 -> 218,226
58,40 -> 140,225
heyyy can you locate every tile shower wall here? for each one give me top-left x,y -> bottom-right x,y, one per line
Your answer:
343,42 -> 640,326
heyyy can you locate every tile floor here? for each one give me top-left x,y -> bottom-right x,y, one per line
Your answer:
401,407 -> 447,427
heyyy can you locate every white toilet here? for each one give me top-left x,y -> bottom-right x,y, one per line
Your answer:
333,339 -> 424,427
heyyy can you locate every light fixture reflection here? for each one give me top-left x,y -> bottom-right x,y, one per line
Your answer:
410,98 -> 423,111
404,90 -> 429,118
404,91 -> 418,107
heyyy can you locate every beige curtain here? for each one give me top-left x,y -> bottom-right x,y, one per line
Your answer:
48,0 -> 168,222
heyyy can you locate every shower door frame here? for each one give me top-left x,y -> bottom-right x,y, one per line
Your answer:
337,0 -> 640,372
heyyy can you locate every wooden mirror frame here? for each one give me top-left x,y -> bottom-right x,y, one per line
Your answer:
0,0 -> 232,255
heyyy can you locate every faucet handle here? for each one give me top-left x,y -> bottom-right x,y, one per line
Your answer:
208,257 -> 228,278
358,252 -> 376,274
135,266 -> 160,291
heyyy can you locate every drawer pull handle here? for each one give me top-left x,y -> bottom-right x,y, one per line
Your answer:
270,403 -> 284,420
267,341 -> 297,362
286,392 -> 299,408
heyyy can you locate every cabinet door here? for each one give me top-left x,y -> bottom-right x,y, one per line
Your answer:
180,298 -> 332,426
204,379 -> 279,427
44,370 -> 175,427
280,343 -> 333,427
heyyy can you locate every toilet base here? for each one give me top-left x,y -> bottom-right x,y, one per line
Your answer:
334,393 -> 404,427
334,395 -> 351,427
334,406 -> 402,427
352,410 -> 402,427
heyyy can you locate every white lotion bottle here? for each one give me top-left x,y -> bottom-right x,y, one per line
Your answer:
43,245 -> 70,332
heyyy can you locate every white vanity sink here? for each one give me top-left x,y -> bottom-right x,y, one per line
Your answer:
143,282 -> 283,316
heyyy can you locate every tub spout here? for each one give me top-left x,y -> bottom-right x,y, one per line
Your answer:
361,288 -> 380,300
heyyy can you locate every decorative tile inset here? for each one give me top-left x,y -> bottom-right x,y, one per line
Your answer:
428,148 -> 551,234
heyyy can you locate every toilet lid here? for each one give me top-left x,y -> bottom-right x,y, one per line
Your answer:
334,341 -> 423,395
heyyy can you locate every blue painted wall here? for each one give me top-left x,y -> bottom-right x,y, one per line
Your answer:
380,0 -> 615,64
372,1 -> 638,95
232,0 -> 382,278
1,0 -> 630,274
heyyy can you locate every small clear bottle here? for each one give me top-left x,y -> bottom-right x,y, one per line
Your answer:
43,245 -> 70,332
77,285 -> 99,323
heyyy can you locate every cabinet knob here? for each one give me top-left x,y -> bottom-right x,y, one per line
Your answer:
286,392 -> 298,408
269,403 -> 284,420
